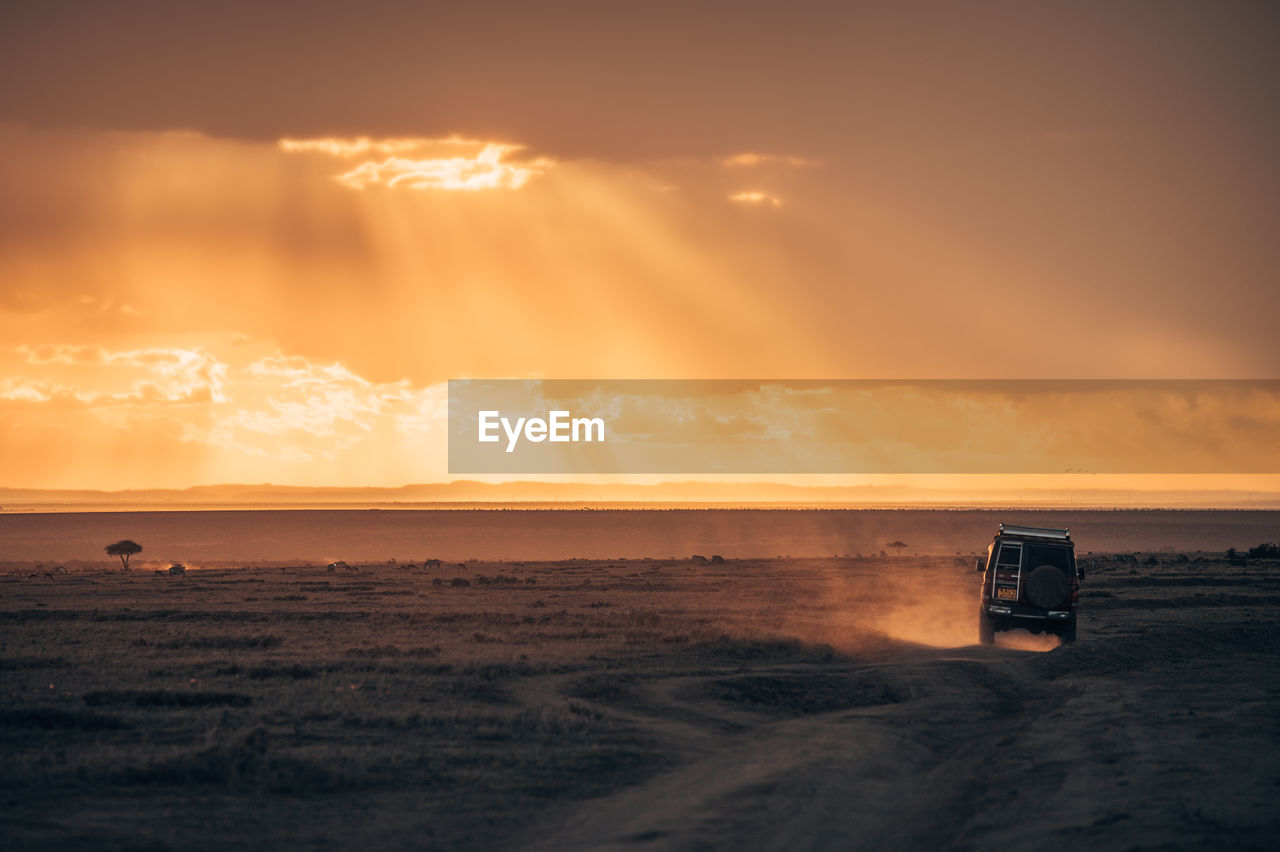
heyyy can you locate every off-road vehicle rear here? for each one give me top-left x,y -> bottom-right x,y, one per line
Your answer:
978,524 -> 1083,644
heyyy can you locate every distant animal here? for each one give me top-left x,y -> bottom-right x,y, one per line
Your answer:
327,561 -> 349,573
690,554 -> 709,565
169,564 -> 187,576
424,559 -> 443,568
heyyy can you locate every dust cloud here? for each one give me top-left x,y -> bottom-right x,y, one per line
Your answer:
778,558 -> 1059,652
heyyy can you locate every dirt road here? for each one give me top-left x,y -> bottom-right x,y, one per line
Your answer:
524,559 -> 1280,850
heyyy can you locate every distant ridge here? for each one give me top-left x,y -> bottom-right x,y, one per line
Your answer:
1,480 -> 1278,509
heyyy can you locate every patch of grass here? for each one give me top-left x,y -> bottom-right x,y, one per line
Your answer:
430,611 -> 524,626
565,673 -> 639,704
84,689 -> 253,709
622,608 -> 662,627
209,660 -> 320,680
705,673 -> 905,715
426,661 -> 545,705
463,662 -> 543,678
0,707 -> 131,730
344,645 -> 441,658
1246,543 -> 1280,560
152,634 -> 284,650
684,635 -> 838,664
114,727 -> 347,793
439,678 -> 514,705
0,656 -> 68,670
245,664 -> 318,680
524,629 -> 609,641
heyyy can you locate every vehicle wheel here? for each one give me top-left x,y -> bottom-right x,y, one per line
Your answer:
979,611 -> 995,645
1059,619 -> 1077,644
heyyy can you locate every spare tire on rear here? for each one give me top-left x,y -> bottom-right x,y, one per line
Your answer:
1025,564 -> 1069,609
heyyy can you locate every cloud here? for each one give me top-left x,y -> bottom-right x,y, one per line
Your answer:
0,378 -> 54,403
728,191 -> 782,207
187,354 -> 446,462
8,346 -> 228,405
278,137 -> 441,158
278,136 -> 552,191
21,345 -> 108,366
722,152 -> 815,168
1,344 -> 447,474
246,355 -> 371,388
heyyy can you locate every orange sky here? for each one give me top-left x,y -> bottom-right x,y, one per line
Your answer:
0,3 -> 1277,492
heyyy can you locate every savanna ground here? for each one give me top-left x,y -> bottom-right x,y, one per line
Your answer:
2,551 -> 1279,850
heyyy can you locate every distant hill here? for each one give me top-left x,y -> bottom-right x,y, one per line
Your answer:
1,480 -> 1278,509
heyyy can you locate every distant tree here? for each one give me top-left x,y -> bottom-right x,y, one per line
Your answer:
105,539 -> 142,571
887,540 -> 908,556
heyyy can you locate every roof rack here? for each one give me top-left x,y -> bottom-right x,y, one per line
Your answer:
998,523 -> 1070,541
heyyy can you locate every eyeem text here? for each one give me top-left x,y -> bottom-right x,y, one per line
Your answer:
477,410 -> 606,453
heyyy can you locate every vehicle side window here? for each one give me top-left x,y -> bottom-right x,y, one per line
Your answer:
995,544 -> 1021,568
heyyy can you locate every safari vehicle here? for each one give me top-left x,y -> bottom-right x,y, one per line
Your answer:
977,524 -> 1083,644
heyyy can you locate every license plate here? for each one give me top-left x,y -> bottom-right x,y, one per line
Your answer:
996,587 -> 1017,600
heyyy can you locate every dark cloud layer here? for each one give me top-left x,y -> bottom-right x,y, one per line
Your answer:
3,2 -> 1278,160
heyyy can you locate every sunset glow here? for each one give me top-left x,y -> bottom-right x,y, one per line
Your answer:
728,191 -> 782,207
0,4 -> 1277,499
722,152 -> 813,168
280,136 -> 552,191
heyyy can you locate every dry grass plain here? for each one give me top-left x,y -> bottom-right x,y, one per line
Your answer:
2,550 -> 1279,850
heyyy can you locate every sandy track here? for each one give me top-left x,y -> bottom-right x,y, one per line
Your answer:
524,567 -> 1280,850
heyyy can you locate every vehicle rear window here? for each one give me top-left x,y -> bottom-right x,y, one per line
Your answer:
996,544 -> 1021,567
1025,544 -> 1072,573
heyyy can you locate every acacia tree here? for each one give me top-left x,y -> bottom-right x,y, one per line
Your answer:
105,539 -> 143,571
887,540 -> 908,557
